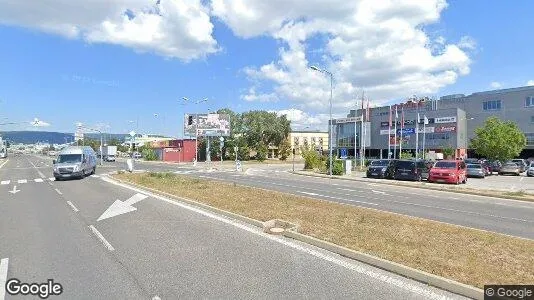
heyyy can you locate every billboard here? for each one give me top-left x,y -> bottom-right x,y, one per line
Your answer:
435,117 -> 456,124
333,116 -> 362,124
184,113 -> 231,137
435,125 -> 456,133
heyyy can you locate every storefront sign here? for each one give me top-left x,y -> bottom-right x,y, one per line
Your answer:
435,117 -> 456,124
380,121 -> 390,127
435,126 -> 456,133
380,129 -> 394,135
397,128 -> 416,135
417,127 -> 435,133
165,148 -> 181,152
334,116 -> 362,124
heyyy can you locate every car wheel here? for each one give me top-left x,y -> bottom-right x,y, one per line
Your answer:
462,177 -> 467,184
92,167 -> 96,175
455,177 -> 460,185
54,176 -> 60,181
417,174 -> 422,182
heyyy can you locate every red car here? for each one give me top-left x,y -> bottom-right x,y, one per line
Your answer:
427,160 -> 467,184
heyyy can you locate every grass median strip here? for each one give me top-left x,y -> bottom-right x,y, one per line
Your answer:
113,172 -> 534,289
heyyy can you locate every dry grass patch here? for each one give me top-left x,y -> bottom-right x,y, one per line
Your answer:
114,172 -> 534,288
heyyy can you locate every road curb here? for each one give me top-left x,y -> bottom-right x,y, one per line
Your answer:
108,175 -> 483,300
291,171 -> 534,202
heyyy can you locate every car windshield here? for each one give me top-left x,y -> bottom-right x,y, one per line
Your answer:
396,160 -> 415,168
370,160 -> 389,166
56,154 -> 82,163
433,161 -> 457,169
504,163 -> 518,167
467,164 -> 482,169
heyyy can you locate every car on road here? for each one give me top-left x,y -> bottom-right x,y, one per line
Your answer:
490,160 -> 503,173
479,160 -> 493,176
427,160 -> 467,184
366,159 -> 396,179
392,159 -> 429,181
498,162 -> 521,176
464,158 -> 479,165
527,162 -> 534,177
466,163 -> 486,178
511,159 -> 527,173
53,146 -> 97,180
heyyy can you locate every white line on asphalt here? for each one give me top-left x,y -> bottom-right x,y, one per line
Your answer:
34,178 -> 44,183
17,179 -> 27,184
372,190 -> 387,195
89,225 -> 115,251
55,188 -> 63,195
49,177 -> 56,181
91,175 -> 100,178
101,176 -> 449,300
338,188 -> 358,192
520,177 -> 524,182
297,191 -> 380,206
67,201 -> 79,212
152,296 -> 161,300
26,157 -> 46,178
0,159 -> 8,169
0,258 -> 8,300
0,180 -> 9,185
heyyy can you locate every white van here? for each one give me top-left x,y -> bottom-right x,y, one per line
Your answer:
53,146 -> 97,180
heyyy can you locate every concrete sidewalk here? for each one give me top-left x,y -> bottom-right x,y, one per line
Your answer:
293,170 -> 534,200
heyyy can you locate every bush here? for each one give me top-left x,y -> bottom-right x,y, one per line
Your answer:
399,151 -> 414,159
278,140 -> 291,161
301,147 -> 323,170
325,158 -> 344,175
255,143 -> 268,161
142,148 -> 158,161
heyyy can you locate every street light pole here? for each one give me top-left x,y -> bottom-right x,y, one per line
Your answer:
310,65 -> 334,177
182,97 -> 207,164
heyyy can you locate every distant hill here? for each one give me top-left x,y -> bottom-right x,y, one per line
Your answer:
0,131 -> 129,144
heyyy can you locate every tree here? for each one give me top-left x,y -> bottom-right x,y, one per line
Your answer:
142,148 -> 158,161
399,151 -> 414,159
278,139 -> 291,161
442,146 -> 455,159
470,117 -> 526,162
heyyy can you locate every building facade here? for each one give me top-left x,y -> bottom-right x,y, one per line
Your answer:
289,130 -> 329,158
333,85 -> 534,159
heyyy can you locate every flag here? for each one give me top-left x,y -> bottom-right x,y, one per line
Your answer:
395,106 -> 398,119
401,105 -> 405,129
424,115 -> 429,125
366,100 -> 370,121
388,105 -> 392,127
417,113 -> 420,124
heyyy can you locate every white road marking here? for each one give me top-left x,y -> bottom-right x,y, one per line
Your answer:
34,178 -> 44,183
372,190 -> 387,195
54,188 -> 63,195
17,179 -> 27,184
26,157 -> 46,178
0,159 -> 9,169
299,191 -> 319,196
66,201 -> 79,212
0,258 -> 8,300
49,177 -> 56,181
338,188 -> 358,192
297,191 -> 380,206
152,296 -> 161,300
101,176 -> 448,300
91,175 -> 100,178
89,225 -> 115,251
520,177 -> 524,182
0,180 -> 9,185
97,193 -> 148,221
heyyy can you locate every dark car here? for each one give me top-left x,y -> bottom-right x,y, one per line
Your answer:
393,159 -> 430,181
366,159 -> 396,179
490,161 -> 503,173
479,160 -> 492,176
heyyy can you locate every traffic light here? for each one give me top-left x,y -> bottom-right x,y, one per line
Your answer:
187,115 -> 193,125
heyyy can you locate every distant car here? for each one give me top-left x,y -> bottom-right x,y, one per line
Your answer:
466,163 -> 486,178
499,162 -> 521,176
478,160 -> 492,176
511,159 -> 527,173
464,158 -> 479,165
366,159 -> 396,179
428,160 -> 467,184
490,161 -> 503,173
392,159 -> 430,181
527,162 -> 534,177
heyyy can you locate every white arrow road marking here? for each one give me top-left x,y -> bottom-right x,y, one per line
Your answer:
0,258 -> 9,300
17,179 -> 27,184
97,193 -> 148,221
0,181 -> 9,185
9,186 -> 20,194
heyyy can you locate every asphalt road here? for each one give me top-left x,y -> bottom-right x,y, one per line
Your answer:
0,154 -> 464,299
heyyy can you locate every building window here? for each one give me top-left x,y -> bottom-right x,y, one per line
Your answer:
526,133 -> 534,146
483,100 -> 501,111
294,137 -> 299,146
531,116 -> 534,123
526,96 -> 534,107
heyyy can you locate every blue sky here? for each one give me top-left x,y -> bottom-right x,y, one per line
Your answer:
0,0 -> 532,137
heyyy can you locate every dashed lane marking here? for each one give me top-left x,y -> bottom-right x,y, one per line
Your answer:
0,181 -> 9,185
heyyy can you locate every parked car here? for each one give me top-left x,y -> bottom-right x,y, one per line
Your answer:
499,162 -> 521,176
464,158 -> 479,165
490,160 -> 503,173
392,159 -> 430,181
478,160 -> 492,176
427,160 -> 467,184
511,159 -> 527,173
527,162 -> 534,177
466,163 -> 486,178
366,159 -> 396,179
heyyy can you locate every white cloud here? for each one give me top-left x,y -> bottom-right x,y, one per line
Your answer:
458,36 -> 476,50
275,108 -> 345,131
31,118 -> 51,127
0,0 -> 219,61
240,87 -> 279,102
527,80 -> 534,86
490,81 -> 503,89
213,0 -> 472,114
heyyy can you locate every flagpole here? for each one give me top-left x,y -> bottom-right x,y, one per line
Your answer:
416,112 -> 419,161
400,105 -> 404,156
388,105 -> 392,159
393,106 -> 398,159
423,115 -> 427,159
354,100 -> 358,166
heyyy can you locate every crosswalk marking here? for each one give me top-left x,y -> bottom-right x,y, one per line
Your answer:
34,178 -> 44,183
49,177 -> 56,181
0,180 -> 10,185
17,179 -> 27,184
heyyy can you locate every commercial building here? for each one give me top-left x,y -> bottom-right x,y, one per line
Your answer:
151,139 -> 196,162
333,85 -> 534,159
289,130 -> 329,158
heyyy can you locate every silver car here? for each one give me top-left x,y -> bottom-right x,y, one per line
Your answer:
53,146 -> 97,180
527,162 -> 534,177
466,163 -> 485,178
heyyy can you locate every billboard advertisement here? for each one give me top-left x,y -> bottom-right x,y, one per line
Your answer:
184,113 -> 231,137
434,117 -> 456,124
397,128 -> 415,135
435,126 -> 456,133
